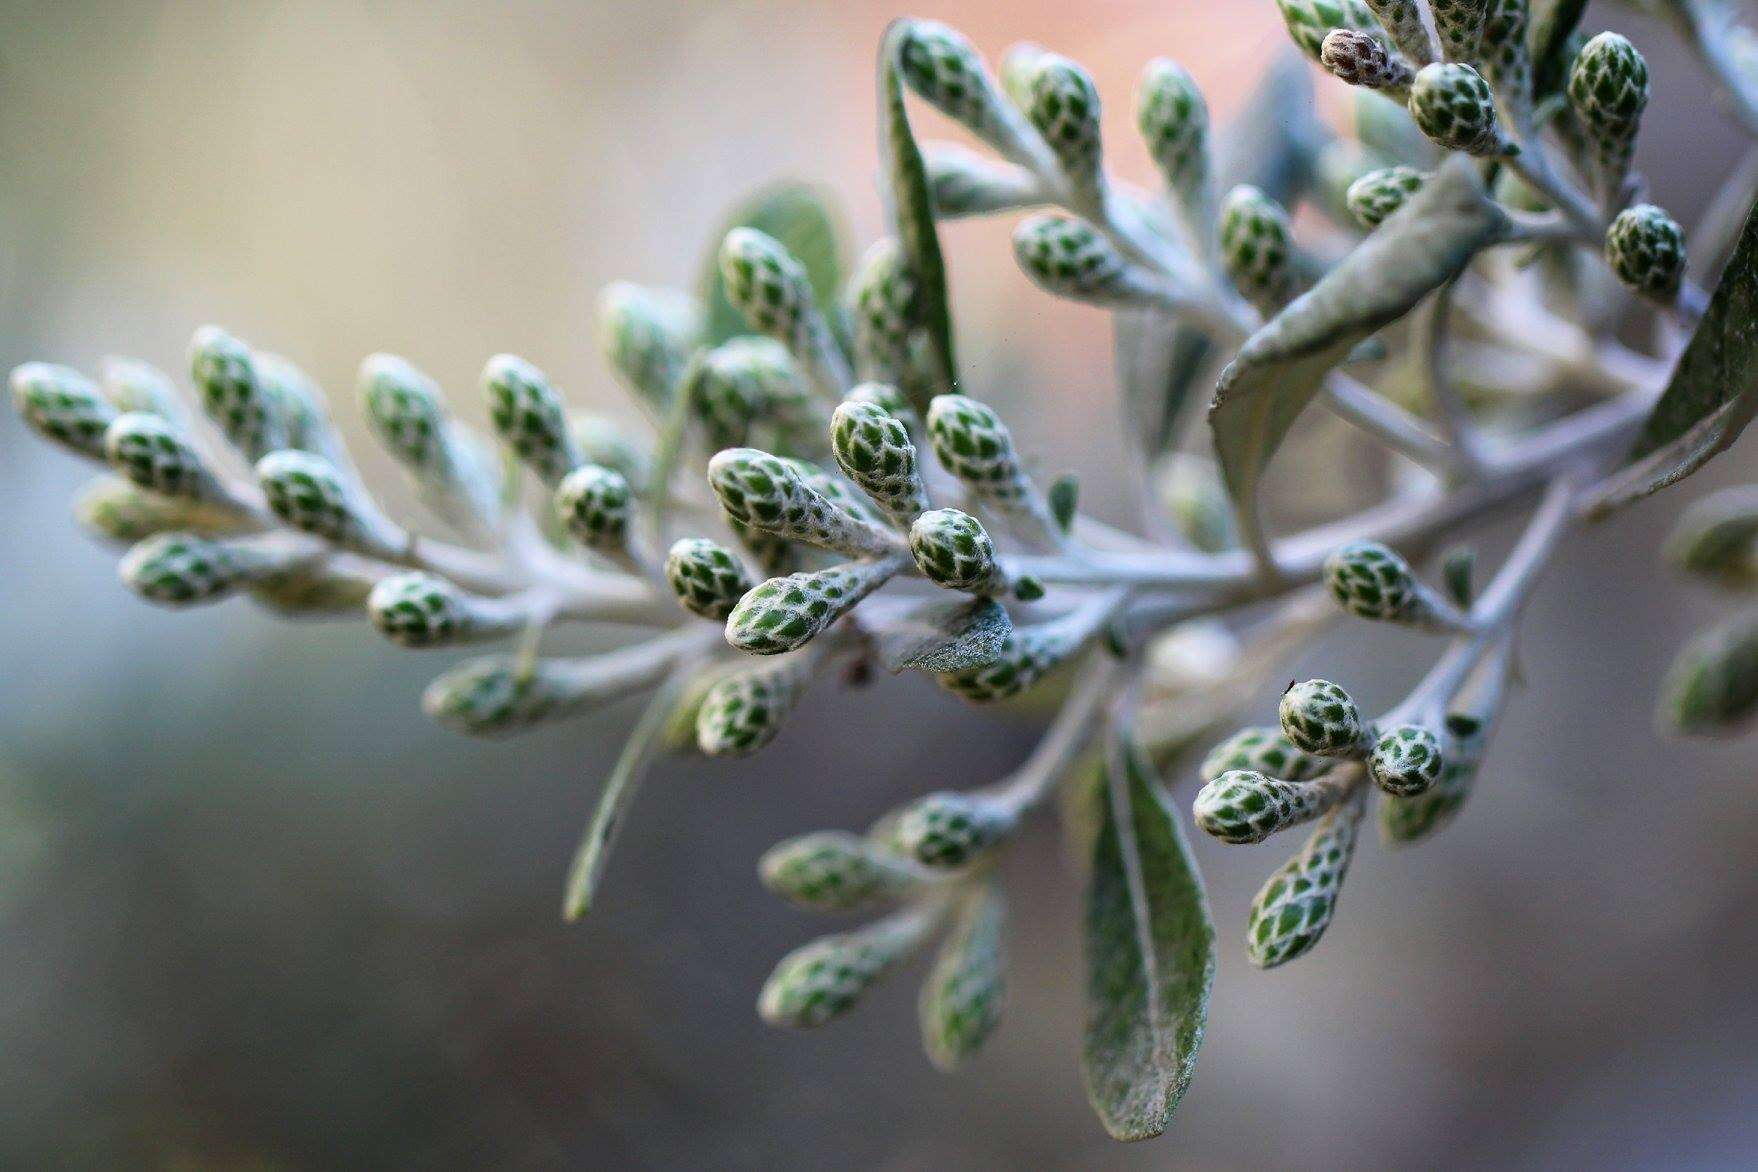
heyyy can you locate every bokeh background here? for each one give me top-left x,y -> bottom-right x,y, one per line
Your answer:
2,2 -> 1756,1167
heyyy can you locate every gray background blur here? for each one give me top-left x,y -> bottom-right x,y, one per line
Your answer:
2,2 -> 1756,1168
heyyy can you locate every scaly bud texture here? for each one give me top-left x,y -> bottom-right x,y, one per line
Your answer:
708,448 -> 899,559
925,395 -> 1053,537
725,559 -> 901,655
909,508 -> 1007,595
1324,541 -> 1424,623
1659,614 -> 1758,735
847,238 -> 920,382
119,533 -> 283,606
257,450 -> 401,557
694,337 -> 808,450
895,791 -> 1016,868
555,464 -> 634,556
1024,54 -> 1105,199
896,20 -> 1016,154
368,572 -> 520,648
1220,186 -> 1297,313
1246,802 -> 1363,968
1198,726 -> 1333,783
484,354 -> 582,487
919,886 -> 1006,1070
597,281 -> 698,410
424,650 -> 669,737
1321,29 -> 1415,96
759,831 -> 918,911
1477,0 -> 1531,114
1194,769 -> 1348,845
1363,0 -> 1433,66
1346,166 -> 1426,228
830,398 -> 929,526
1568,32 -> 1648,199
189,326 -> 287,460
696,655 -> 812,756
104,413 -> 222,502
665,538 -> 754,622
719,228 -> 846,393
359,354 -> 449,476
1409,63 -> 1510,156
1367,724 -> 1444,795
1430,0 -> 1489,64
1137,58 -> 1211,210
1012,214 -> 1145,307
937,610 -> 1093,703
1380,719 -> 1484,844
1280,679 -> 1370,757
11,363 -> 115,457
1605,204 -> 1685,303
758,909 -> 931,1029
1275,0 -> 1383,63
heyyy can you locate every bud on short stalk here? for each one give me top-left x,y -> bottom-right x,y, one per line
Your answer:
665,538 -> 755,622
1280,679 -> 1372,757
718,228 -> 849,396
830,398 -> 930,527
696,653 -> 814,756
1246,799 -> 1364,968
1605,204 -> 1686,304
368,572 -> 526,648
759,831 -> 925,911
708,448 -> 902,559
1194,768 -> 1353,845
758,903 -> 939,1029
908,508 -> 1010,596
893,790 -> 1018,868
483,353 -> 583,488
11,362 -> 117,459
725,558 -> 905,655
1409,63 -> 1514,157
257,450 -> 406,560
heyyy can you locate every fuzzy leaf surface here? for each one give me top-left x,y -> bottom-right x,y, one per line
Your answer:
1081,737 -> 1215,1142
875,596 -> 1011,674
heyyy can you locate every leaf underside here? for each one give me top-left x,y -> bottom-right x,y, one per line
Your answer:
1080,736 -> 1215,1142
875,596 -> 1012,674
1208,158 -> 1509,528
701,184 -> 848,348
880,19 -> 959,411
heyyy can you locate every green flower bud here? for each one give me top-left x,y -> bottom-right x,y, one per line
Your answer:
895,20 -> 1017,154
718,228 -> 843,391
758,830 -> 922,911
1023,53 -> 1104,198
846,238 -> 919,385
1665,487 -> 1758,586
1429,0 -> 1489,65
367,571 -> 522,648
1363,0 -> 1433,66
11,362 -> 116,458
1658,614 -> 1758,735
1605,204 -> 1685,303
257,450 -> 404,557
1324,540 -> 1424,622
1136,59 -> 1211,209
707,448 -> 900,559
924,395 -> 1052,535
725,559 -> 902,655
1478,0 -> 1531,113
919,884 -> 1005,1070
596,281 -> 699,410
1012,213 -> 1158,307
554,464 -> 633,556
423,645 -> 675,737
360,353 -> 501,531
665,538 -> 754,621
118,532 -> 293,606
1567,32 -> 1648,199
999,42 -> 1048,109
1321,29 -> 1415,95
1345,165 -> 1427,228
1246,802 -> 1363,968
696,655 -> 812,756
937,610 -> 1094,703
1380,713 -> 1486,843
1220,185 -> 1297,313
189,325 -> 288,460
1194,769 -> 1349,845
483,353 -> 582,488
758,907 -> 934,1029
692,337 -> 807,450
925,144 -> 1041,219
908,508 -> 1008,595
104,412 -> 225,502
74,476 -> 246,543
830,398 -> 928,526
1409,62 -> 1511,157
894,791 -> 1016,868
1275,0 -> 1384,63
1280,679 -> 1370,757
254,351 -> 332,457
100,357 -> 182,420
1199,726 -> 1333,783
1367,724 -> 1444,794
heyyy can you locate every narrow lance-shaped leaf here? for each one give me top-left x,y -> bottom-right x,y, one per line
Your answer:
1080,734 -> 1216,1142
1208,159 -> 1508,552
880,19 -> 959,411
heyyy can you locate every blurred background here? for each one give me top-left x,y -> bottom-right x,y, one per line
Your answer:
2,1 -> 1756,1167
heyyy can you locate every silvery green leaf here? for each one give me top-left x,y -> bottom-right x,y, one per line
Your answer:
1528,0 -> 1589,98
561,665 -> 697,921
880,20 -> 959,412
1208,159 -> 1508,530
874,596 -> 1012,674
1080,736 -> 1215,1143
1596,196 -> 1758,514
701,184 -> 847,349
